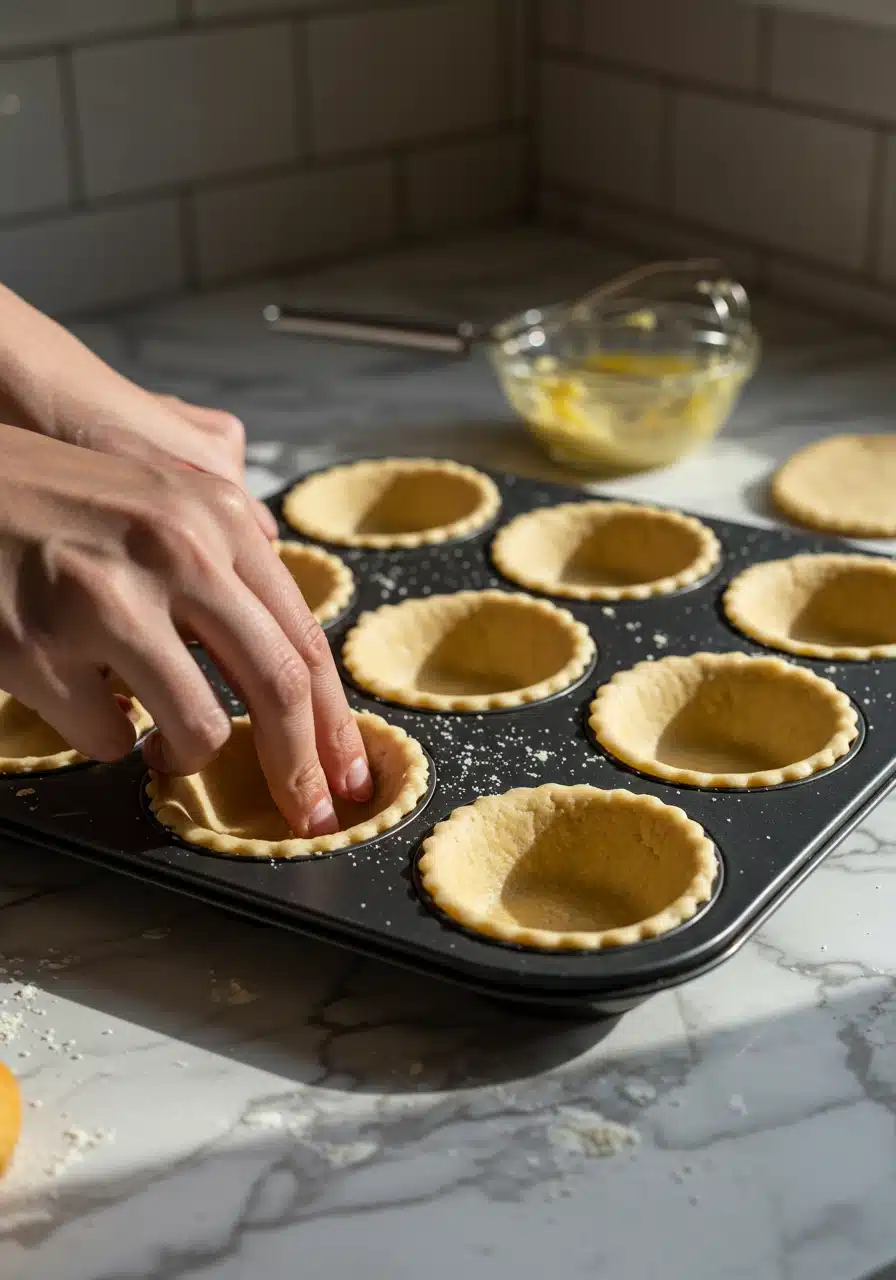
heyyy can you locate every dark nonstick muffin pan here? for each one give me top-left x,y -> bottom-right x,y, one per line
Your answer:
0,467 -> 893,1017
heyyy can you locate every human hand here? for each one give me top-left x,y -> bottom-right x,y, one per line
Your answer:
0,425 -> 372,836
0,283 -> 277,538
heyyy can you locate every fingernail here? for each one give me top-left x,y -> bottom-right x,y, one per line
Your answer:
307,797 -> 339,837
142,730 -> 170,773
345,756 -> 374,802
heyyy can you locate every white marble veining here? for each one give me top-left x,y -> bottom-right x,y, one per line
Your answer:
0,229 -> 894,1280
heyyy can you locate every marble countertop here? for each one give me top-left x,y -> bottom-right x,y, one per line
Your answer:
1,229 -> 894,1280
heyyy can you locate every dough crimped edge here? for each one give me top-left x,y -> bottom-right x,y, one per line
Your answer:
342,588 -> 596,712
281,457 -> 501,549
491,500 -> 721,600
146,710 -> 429,858
273,539 -> 355,626
588,651 -> 858,789
723,553 -> 896,661
417,784 -> 718,951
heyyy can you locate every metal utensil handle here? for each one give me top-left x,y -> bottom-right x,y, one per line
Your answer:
263,305 -> 478,356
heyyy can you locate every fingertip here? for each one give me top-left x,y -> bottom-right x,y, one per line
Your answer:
142,729 -> 171,773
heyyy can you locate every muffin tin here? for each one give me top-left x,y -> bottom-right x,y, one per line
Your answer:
0,466 -> 894,1017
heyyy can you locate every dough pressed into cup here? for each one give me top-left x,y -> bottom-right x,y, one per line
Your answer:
274,540 -> 354,625
342,589 -> 595,712
491,501 -> 720,600
724,553 -> 896,660
0,686 -> 152,774
146,710 -> 429,858
589,652 -> 858,788
417,784 -> 717,951
282,457 -> 500,549
772,434 -> 896,537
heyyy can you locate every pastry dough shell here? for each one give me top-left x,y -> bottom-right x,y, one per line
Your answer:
274,540 -> 354,625
342,589 -> 595,712
417,784 -> 717,951
724,553 -> 896,661
589,652 -> 858,788
282,457 -> 500,549
492,500 -> 720,600
146,710 -> 429,858
772,434 -> 896,538
0,686 -> 152,774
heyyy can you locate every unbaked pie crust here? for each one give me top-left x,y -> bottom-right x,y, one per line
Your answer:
772,434 -> 896,538
724,553 -> 896,660
491,500 -> 720,600
274,540 -> 354,625
146,710 -> 429,858
282,457 -> 501,549
417,784 -> 717,951
0,686 -> 152,774
589,652 -> 858,788
342,589 -> 595,711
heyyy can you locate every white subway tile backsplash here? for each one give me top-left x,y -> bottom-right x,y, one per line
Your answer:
0,200 -> 183,314
0,0 -> 177,52
673,92 -> 875,270
583,0 -> 759,90
0,56 -> 68,218
769,11 -> 896,124
193,159 -> 395,283
73,25 -> 298,199
308,0 -> 502,154
405,132 -> 525,234
538,60 -> 663,206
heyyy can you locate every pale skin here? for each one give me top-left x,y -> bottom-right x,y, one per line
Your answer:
0,283 -> 372,837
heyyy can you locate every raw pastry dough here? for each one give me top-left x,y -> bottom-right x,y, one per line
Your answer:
772,434 -> 896,537
589,652 -> 857,788
282,457 -> 500,549
491,500 -> 720,600
724,553 -> 896,660
146,710 -> 429,857
417,784 -> 717,951
274,540 -> 354,625
0,685 -> 152,773
342,589 -> 595,711
0,1063 -> 21,1176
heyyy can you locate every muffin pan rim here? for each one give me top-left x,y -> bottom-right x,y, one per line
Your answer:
1,467 -> 895,1014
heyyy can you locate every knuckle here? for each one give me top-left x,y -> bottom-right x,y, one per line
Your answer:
293,612 -> 330,669
261,651 -> 310,711
205,475 -> 251,526
287,753 -> 327,802
331,711 -> 361,758
181,706 -> 231,758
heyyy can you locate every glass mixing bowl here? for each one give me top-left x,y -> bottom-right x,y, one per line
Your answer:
488,263 -> 759,473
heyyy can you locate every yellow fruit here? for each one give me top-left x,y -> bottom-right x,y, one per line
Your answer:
0,1062 -> 22,1175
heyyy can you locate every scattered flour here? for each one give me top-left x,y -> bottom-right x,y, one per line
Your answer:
549,1107 -> 639,1159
